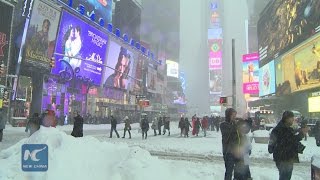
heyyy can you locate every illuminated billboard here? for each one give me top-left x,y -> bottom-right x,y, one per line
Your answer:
208,39 -> 222,70
259,60 -> 276,97
309,96 -> 320,113
276,34 -> 320,96
242,53 -> 259,94
166,60 -> 179,78
258,0 -> 320,65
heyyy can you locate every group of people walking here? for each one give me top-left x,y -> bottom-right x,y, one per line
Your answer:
220,108 -> 310,180
178,115 -> 210,137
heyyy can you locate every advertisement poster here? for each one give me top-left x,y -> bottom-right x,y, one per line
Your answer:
58,0 -> 112,24
208,39 -> 222,70
102,41 -> 134,90
276,34 -> 320,96
242,53 -> 259,94
52,11 -> 109,85
25,0 -> 60,66
209,69 -> 222,94
166,60 -> 179,78
0,2 -> 13,85
147,67 -> 157,93
309,96 -> 320,113
258,0 -> 320,63
259,60 -> 276,97
130,54 -> 143,92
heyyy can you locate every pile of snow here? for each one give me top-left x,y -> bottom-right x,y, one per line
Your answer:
0,127 -> 189,180
252,130 -> 270,137
312,156 -> 320,168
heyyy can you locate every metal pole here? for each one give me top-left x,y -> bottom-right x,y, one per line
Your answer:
232,39 -> 236,110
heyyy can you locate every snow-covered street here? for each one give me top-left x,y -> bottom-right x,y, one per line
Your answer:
0,122 -> 317,179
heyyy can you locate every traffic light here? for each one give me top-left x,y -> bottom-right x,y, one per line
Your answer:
220,97 -> 227,105
0,61 -> 5,76
49,57 -> 55,68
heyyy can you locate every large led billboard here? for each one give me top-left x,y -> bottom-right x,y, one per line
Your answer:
208,39 -> 222,70
209,69 -> 222,94
276,34 -> 320,96
25,0 -> 60,67
242,53 -> 259,94
309,96 -> 320,112
52,10 -> 108,86
102,41 -> 135,90
166,60 -> 179,78
258,0 -> 320,65
58,0 -> 112,24
259,60 -> 276,97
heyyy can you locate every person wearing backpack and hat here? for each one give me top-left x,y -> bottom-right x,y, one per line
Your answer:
122,116 -> 131,139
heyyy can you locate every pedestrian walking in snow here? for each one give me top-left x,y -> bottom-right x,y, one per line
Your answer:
314,121 -> 320,146
184,118 -> 192,137
122,116 -> 131,139
268,111 -> 308,180
109,115 -> 120,138
71,111 -> 84,137
215,116 -> 221,132
192,115 -> 196,135
179,117 -> 185,137
220,108 -> 238,180
151,117 -> 158,136
163,117 -> 171,136
158,117 -> 163,135
201,116 -> 209,137
233,120 -> 252,180
141,114 -> 149,139
194,118 -> 201,136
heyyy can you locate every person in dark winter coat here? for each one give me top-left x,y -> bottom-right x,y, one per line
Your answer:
300,119 -> 308,141
158,117 -> 163,135
0,109 -> 5,142
184,118 -> 192,137
25,113 -> 41,136
194,118 -> 201,136
268,111 -> 308,180
71,111 -> 84,137
220,108 -> 238,180
179,117 -> 185,137
109,115 -> 120,138
163,117 -> 170,136
314,121 -> 320,146
151,117 -> 159,136
141,115 -> 149,139
122,116 -> 131,139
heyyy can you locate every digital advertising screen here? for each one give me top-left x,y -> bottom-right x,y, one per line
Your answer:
308,96 -> 320,112
209,69 -> 222,94
166,60 -> 179,78
258,0 -> 320,65
147,66 -> 157,93
130,54 -> 143,92
276,34 -> 320,96
102,41 -> 135,90
25,0 -> 60,67
58,0 -> 112,24
208,39 -> 222,70
172,91 -> 186,105
259,60 -> 276,97
242,53 -> 259,94
52,10 -> 109,85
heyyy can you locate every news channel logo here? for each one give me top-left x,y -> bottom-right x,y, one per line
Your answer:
21,144 -> 48,172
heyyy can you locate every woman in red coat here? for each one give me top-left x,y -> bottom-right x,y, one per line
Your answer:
201,116 -> 209,137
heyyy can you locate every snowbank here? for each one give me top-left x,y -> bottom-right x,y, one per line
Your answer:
253,130 -> 270,137
312,156 -> 320,168
0,126 -> 188,180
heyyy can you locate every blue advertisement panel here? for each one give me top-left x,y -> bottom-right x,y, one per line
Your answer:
102,41 -> 135,90
58,0 -> 112,24
259,60 -> 276,97
52,10 -> 108,85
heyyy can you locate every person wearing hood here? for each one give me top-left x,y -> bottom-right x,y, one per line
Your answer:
179,117 -> 185,137
268,111 -> 308,180
220,108 -> 238,180
151,117 -> 159,136
122,116 -> 131,139
71,111 -> 84,137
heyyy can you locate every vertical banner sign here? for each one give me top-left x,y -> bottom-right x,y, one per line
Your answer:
242,53 -> 259,94
0,2 -> 13,85
25,0 -> 60,67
